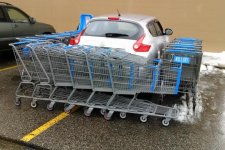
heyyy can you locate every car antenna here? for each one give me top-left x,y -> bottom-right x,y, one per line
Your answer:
117,9 -> 121,17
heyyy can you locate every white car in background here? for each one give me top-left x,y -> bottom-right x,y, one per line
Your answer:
72,14 -> 173,61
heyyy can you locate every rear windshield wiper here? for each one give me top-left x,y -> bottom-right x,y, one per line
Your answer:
105,33 -> 128,38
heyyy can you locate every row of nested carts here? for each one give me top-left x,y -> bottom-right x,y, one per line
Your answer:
10,34 -> 202,126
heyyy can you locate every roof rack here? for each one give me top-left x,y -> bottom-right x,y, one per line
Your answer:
0,2 -> 12,5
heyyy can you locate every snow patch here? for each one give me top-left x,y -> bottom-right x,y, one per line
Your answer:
174,51 -> 224,124
174,90 -> 203,124
202,51 -> 225,69
200,51 -> 225,75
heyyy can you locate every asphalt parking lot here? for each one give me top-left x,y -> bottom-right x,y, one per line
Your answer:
0,139 -> 26,150
0,52 -> 225,150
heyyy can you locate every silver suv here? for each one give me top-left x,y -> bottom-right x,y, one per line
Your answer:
75,14 -> 173,61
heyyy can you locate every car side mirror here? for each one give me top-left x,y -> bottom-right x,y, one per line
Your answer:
165,28 -> 173,35
30,17 -> 36,24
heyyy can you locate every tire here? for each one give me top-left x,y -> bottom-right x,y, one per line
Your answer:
64,107 -> 71,113
100,109 -> 106,115
140,116 -> 147,123
162,119 -> 170,127
47,103 -> 54,111
64,103 -> 71,113
31,101 -> 37,108
104,113 -> 111,121
119,112 -> 126,119
84,108 -> 91,117
15,98 -> 21,106
64,103 -> 70,108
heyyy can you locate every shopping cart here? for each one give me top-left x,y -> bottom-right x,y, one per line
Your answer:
9,41 -> 37,105
17,14 -> 93,45
10,37 -> 203,126
162,38 -> 203,95
26,42 -> 57,108
60,46 -> 181,126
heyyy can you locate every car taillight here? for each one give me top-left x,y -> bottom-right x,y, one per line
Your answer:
69,29 -> 85,45
133,34 -> 151,52
69,37 -> 75,45
108,17 -> 120,20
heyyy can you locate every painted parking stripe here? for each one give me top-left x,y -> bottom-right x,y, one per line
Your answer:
21,106 -> 79,142
1,64 -> 79,142
0,65 -> 17,72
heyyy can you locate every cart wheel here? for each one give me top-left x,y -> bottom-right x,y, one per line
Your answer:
64,103 -> 70,113
47,104 -> 54,111
162,119 -> 170,127
15,98 -> 21,106
100,109 -> 106,115
140,116 -> 147,123
84,108 -> 91,117
119,112 -> 126,119
104,113 -> 111,121
64,103 -> 69,108
31,101 -> 37,108
64,108 -> 71,113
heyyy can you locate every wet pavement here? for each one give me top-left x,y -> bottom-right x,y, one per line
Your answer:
0,54 -> 225,149
0,137 -> 42,149
0,51 -> 16,69
0,139 -> 25,150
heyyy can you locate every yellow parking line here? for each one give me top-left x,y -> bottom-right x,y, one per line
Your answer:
21,106 -> 79,142
0,65 -> 17,72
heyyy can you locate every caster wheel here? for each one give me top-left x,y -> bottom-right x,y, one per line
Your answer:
47,104 -> 54,111
64,103 -> 71,113
15,98 -> 21,106
119,112 -> 126,119
31,101 -> 37,108
84,108 -> 91,117
100,109 -> 106,115
64,103 -> 69,108
104,113 -> 111,121
64,107 -> 71,113
162,119 -> 170,127
140,116 -> 147,123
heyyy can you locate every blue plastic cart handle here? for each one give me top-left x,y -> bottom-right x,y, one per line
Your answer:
77,14 -> 93,32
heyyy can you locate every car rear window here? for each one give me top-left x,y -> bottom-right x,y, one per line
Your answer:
83,20 -> 144,40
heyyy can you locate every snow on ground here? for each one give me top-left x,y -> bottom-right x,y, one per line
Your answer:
175,51 -> 225,124
174,89 -> 203,124
202,51 -> 225,68
201,51 -> 225,75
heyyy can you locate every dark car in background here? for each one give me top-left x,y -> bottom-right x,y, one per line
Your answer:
0,2 -> 55,52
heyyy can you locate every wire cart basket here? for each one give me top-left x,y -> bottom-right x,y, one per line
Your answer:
9,37 -> 203,126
